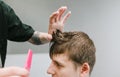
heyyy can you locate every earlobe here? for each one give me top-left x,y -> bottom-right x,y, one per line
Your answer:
80,63 -> 90,77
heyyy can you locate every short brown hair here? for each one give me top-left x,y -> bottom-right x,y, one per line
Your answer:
49,30 -> 96,73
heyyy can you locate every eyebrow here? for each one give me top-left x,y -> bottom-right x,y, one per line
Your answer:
53,60 -> 64,66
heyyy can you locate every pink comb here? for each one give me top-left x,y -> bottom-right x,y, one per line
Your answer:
24,49 -> 33,71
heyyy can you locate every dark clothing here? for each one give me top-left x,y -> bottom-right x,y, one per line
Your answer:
0,0 -> 34,67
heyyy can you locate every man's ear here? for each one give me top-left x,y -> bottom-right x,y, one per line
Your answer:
80,63 -> 90,77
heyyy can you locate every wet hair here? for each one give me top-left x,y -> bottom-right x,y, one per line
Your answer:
49,30 -> 96,73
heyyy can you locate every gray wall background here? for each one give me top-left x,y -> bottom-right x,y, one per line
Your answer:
3,0 -> 120,77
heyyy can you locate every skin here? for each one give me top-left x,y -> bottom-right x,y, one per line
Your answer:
0,66 -> 29,77
47,54 -> 81,77
48,6 -> 71,34
47,54 -> 90,77
28,6 -> 71,44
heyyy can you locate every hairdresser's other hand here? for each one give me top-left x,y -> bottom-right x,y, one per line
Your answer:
0,66 -> 29,77
48,6 -> 71,34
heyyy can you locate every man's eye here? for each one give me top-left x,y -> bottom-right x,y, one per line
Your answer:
54,62 -> 63,68
55,63 -> 61,67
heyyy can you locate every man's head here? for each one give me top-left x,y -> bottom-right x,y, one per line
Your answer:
47,30 -> 96,77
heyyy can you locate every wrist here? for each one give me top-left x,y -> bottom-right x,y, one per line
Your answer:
30,31 -> 52,45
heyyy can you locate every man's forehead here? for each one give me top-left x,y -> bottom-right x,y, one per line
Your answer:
52,54 -> 69,63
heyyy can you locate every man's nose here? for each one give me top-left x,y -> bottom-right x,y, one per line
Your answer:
47,63 -> 55,75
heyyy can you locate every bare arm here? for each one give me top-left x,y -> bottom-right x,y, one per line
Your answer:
28,31 -> 52,44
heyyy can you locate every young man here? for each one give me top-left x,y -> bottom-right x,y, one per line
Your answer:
47,30 -> 96,77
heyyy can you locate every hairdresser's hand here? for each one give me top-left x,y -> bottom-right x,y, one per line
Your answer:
48,6 -> 71,34
0,66 -> 29,77
29,6 -> 71,44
